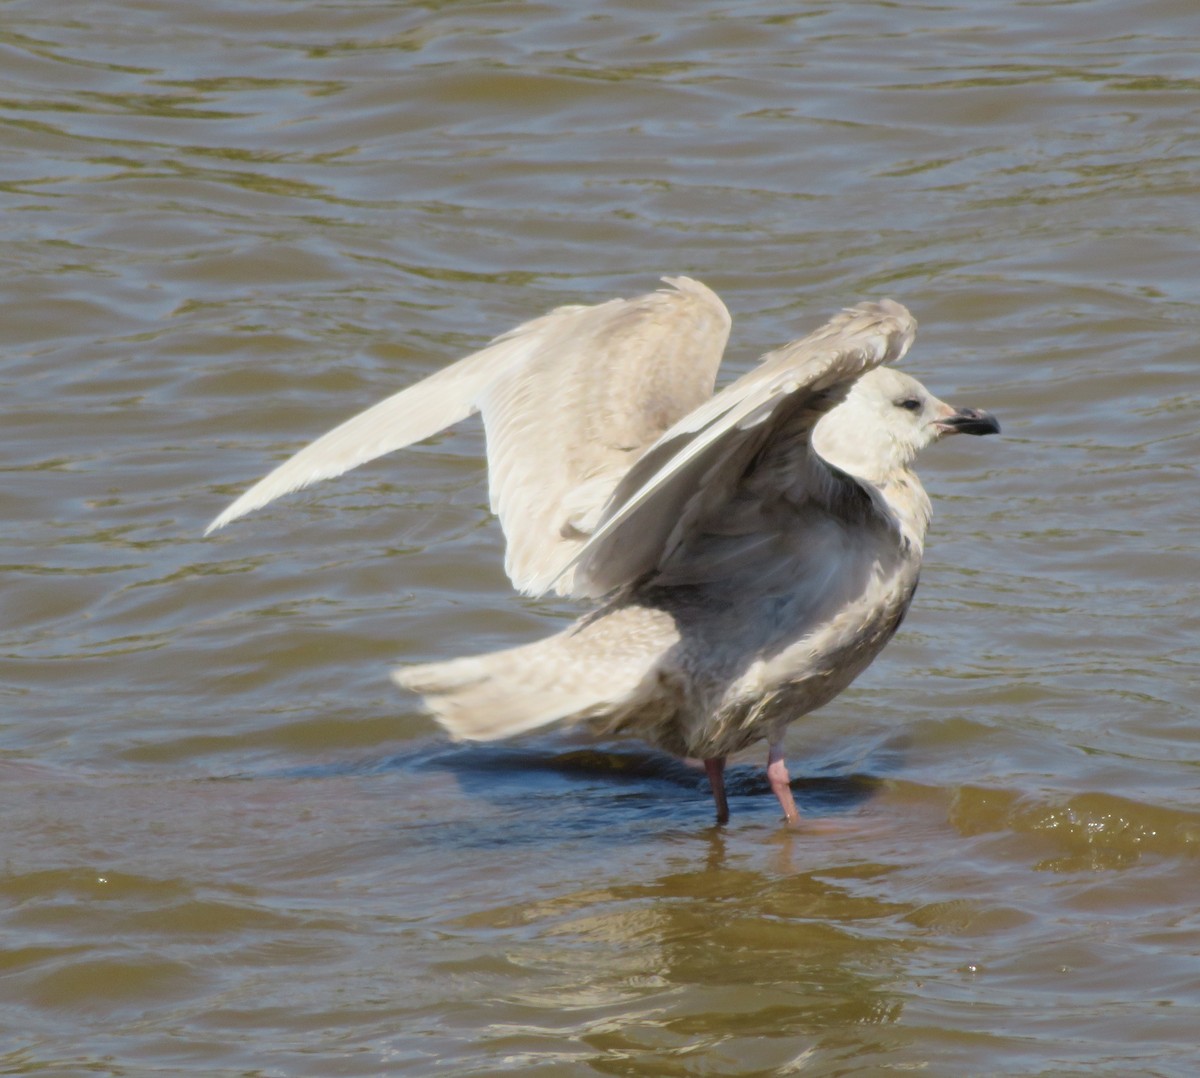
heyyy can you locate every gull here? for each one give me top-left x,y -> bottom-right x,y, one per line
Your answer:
208,278 -> 999,825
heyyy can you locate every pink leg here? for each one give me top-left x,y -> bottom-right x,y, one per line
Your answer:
703,757 -> 729,825
767,740 -> 800,825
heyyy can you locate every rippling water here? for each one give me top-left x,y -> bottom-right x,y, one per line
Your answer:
2,0 -> 1198,1074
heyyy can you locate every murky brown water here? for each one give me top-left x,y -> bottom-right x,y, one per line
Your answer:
2,0 -> 1198,1073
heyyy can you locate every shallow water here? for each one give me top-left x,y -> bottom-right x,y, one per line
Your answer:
2,0 -> 1198,1074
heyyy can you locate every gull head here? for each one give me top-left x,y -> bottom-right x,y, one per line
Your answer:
813,367 -> 1000,485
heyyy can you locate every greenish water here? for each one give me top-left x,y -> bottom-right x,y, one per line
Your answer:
1,0 -> 1197,1074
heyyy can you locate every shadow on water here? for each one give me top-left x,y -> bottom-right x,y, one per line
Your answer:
275,737 -> 885,825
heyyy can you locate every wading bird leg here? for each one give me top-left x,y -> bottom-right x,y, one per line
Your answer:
767,740 -> 801,825
703,757 -> 729,825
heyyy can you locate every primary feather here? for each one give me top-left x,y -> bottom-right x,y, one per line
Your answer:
207,276 -> 730,597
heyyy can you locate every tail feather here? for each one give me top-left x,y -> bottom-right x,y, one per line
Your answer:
394,653 -> 591,741
394,611 -> 674,742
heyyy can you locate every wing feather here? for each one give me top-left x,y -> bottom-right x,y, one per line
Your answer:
481,276 -> 730,595
205,325 -> 543,534
558,299 -> 916,598
206,278 -> 732,600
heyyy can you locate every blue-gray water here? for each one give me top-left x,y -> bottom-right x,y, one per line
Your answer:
1,1 -> 1197,1074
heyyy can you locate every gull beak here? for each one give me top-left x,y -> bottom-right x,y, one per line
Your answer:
935,406 -> 1001,437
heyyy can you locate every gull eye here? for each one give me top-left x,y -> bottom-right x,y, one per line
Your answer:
896,397 -> 922,412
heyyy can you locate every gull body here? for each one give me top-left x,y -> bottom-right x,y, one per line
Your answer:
208,278 -> 999,824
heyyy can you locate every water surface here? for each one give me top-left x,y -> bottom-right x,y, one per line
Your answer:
1,0 -> 1198,1074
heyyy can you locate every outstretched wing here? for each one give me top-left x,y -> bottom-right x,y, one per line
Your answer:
479,277 -> 731,595
206,277 -> 731,597
558,299 -> 917,598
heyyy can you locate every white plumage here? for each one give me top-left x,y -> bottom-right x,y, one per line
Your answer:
208,278 -> 999,825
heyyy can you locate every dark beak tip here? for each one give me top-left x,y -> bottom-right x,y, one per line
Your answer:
942,408 -> 1001,436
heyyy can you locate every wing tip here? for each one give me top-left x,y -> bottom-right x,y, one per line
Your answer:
657,275 -> 732,325
828,298 -> 917,366
204,455 -> 346,536
203,495 -> 256,536
203,477 -> 296,537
